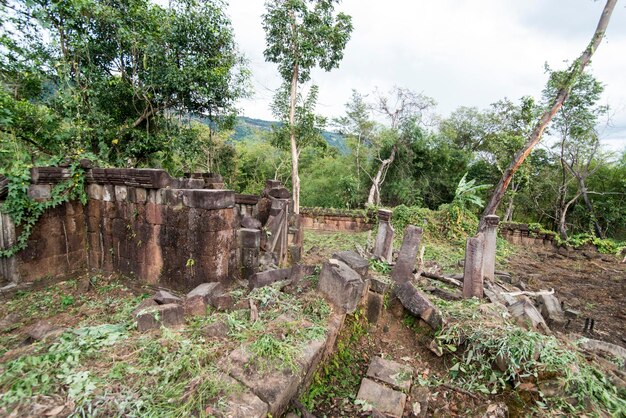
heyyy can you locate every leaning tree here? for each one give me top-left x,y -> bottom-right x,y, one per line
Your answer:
478,0 -> 617,232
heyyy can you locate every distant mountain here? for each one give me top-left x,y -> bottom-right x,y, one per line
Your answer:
231,116 -> 347,152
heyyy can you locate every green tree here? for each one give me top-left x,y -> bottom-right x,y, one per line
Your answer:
263,0 -> 352,213
1,0 -> 247,167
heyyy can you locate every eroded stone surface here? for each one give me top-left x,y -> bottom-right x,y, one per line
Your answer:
187,283 -> 223,304
154,290 -> 182,305
357,378 -> 406,418
395,281 -> 443,330
318,259 -> 366,314
217,375 -> 268,418
365,291 -> 384,324
391,226 -> 423,284
332,250 -> 369,278
135,303 -> 184,331
366,356 -> 414,391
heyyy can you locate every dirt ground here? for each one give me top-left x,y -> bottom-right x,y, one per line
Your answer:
503,246 -> 626,347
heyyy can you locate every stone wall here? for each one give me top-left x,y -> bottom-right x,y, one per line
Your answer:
499,222 -> 557,249
301,208 -> 374,232
0,167 -> 296,292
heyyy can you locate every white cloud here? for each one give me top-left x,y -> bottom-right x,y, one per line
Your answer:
227,0 -> 626,152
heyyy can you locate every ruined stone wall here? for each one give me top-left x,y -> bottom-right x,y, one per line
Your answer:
300,208 -> 374,232
499,222 -> 557,249
84,183 -> 237,291
0,167 -> 245,291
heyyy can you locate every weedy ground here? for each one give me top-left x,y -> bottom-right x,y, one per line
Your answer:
0,273 -> 332,417
1,228 -> 624,417
300,229 -> 626,417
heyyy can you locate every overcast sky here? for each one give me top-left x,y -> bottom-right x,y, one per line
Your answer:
226,0 -> 626,153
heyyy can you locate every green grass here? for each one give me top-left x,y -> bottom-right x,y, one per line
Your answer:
301,310 -> 369,411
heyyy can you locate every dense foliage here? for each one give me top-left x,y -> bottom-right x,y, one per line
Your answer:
1,1 -> 624,242
1,0 -> 247,172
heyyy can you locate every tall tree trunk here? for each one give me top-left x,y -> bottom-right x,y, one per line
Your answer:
478,0 -> 617,232
366,145 -> 396,206
289,63 -> 300,214
504,194 -> 515,222
578,177 -> 605,238
558,192 -> 582,240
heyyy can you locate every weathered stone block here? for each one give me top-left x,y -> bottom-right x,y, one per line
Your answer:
370,276 -> 391,294
132,297 -> 159,316
332,250 -> 369,278
248,268 -> 291,289
366,356 -> 413,391
240,228 -> 261,248
183,296 -> 206,316
186,282 -> 223,304
27,184 -> 52,201
220,346 -> 301,417
365,291 -> 384,324
508,298 -> 550,334
114,185 -> 128,201
135,303 -> 184,331
357,378 -> 406,418
179,189 -> 235,210
538,293 -> 566,325
103,185 -> 115,202
318,259 -> 366,314
87,184 -> 104,200
217,375 -> 268,418
391,225 -> 423,284
154,290 -> 182,305
241,215 -> 262,229
395,281 -> 443,330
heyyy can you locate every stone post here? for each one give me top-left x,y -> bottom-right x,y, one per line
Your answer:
463,233 -> 485,299
0,212 -> 19,285
391,226 -> 423,284
481,215 -> 499,282
373,209 -> 394,262
239,228 -> 260,280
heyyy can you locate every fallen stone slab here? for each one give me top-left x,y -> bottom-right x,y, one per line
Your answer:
318,259 -> 366,314
508,298 -> 550,334
25,321 -> 65,343
154,290 -> 182,305
537,292 -> 566,326
391,225 -> 423,284
357,377 -> 407,418
366,356 -> 414,391
248,268 -> 291,289
394,281 -> 443,330
220,339 -> 325,417
332,250 -> 369,278
578,338 -> 626,362
187,282 -> 223,304
136,303 -> 184,332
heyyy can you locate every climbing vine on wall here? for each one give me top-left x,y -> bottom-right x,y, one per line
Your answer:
0,158 -> 90,258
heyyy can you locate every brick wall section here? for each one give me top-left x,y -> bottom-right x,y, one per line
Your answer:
499,223 -> 557,249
